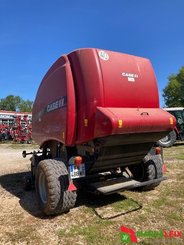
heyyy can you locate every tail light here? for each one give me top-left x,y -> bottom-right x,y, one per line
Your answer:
74,156 -> 83,166
155,147 -> 161,155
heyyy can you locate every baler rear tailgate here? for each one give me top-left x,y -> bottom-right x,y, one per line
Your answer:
94,107 -> 175,138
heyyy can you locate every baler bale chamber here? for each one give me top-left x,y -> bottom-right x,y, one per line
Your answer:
23,48 -> 176,215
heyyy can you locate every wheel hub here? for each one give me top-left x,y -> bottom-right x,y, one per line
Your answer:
38,171 -> 48,204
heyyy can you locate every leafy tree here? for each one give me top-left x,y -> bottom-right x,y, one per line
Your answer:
163,66 -> 184,107
19,99 -> 33,112
176,66 -> 184,105
0,95 -> 22,111
0,95 -> 33,112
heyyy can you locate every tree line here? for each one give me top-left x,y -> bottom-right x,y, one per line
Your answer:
163,66 -> 184,107
0,95 -> 33,112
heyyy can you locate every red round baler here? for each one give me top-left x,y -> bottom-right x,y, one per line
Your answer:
24,48 -> 175,215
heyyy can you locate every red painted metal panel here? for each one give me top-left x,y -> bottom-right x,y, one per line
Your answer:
68,49 -> 105,143
96,49 -> 159,108
32,55 -> 76,146
94,107 -> 176,138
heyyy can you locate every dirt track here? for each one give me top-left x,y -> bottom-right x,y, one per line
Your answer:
0,144 -> 32,174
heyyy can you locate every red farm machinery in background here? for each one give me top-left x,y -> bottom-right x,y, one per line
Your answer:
0,110 -> 32,143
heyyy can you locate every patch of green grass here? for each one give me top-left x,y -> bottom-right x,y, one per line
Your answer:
152,197 -> 166,208
170,188 -> 184,198
137,213 -> 148,222
82,206 -> 96,215
110,197 -> 141,213
167,162 -> 184,171
176,155 -> 184,160
161,180 -> 184,199
58,219 -> 116,245
163,144 -> 184,161
166,211 -> 183,225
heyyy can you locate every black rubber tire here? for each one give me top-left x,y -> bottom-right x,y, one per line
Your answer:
141,155 -> 163,190
35,159 -> 77,215
158,130 -> 177,148
129,155 -> 163,191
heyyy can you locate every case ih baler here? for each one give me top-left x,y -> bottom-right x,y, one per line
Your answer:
23,48 -> 175,215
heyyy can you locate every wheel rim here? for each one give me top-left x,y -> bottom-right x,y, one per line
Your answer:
38,171 -> 48,204
160,135 -> 170,143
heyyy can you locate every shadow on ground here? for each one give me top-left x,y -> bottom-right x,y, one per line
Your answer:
76,191 -> 142,219
0,171 -> 142,219
0,171 -> 43,217
173,142 -> 184,147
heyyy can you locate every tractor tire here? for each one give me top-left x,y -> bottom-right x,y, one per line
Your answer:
141,155 -> 163,190
158,130 -> 177,148
129,155 -> 163,191
35,159 -> 77,215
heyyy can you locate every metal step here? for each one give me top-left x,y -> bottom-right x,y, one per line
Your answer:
88,176 -> 166,195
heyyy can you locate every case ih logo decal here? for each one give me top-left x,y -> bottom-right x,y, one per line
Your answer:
33,96 -> 67,123
122,72 -> 138,82
47,96 -> 67,113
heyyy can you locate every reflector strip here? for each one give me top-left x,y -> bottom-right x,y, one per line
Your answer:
169,117 -> 174,125
84,118 -> 88,127
68,182 -> 77,191
74,156 -> 83,166
162,164 -> 167,173
155,147 -> 161,154
118,119 -> 123,128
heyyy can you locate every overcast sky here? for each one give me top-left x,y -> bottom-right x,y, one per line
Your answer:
0,0 -> 184,106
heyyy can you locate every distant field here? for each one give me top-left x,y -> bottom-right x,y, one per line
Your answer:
0,143 -> 183,245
